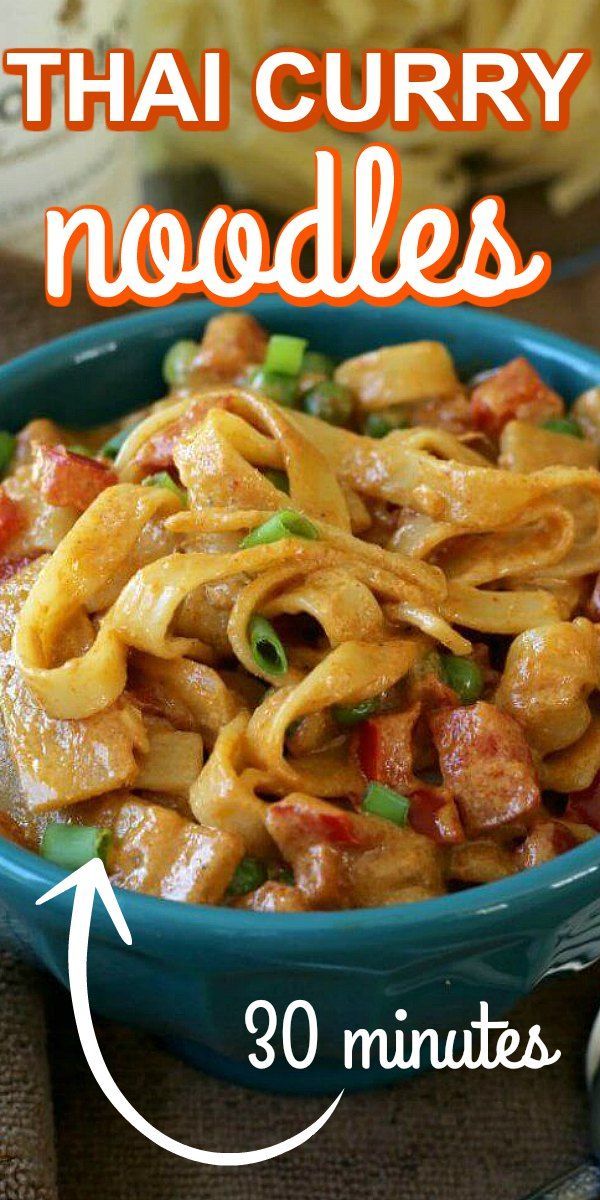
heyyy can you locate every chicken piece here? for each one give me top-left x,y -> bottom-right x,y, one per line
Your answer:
234,881 -> 309,912
0,560 -> 147,811
15,418 -> 65,465
265,794 -> 444,909
349,826 -> 444,907
335,342 -> 458,410
541,714 -> 600,794
496,619 -> 600,757
2,668 -> 146,811
411,389 -> 472,435
470,358 -> 563,436
446,839 -> 516,885
293,843 -> 352,909
2,463 -> 77,556
82,794 -> 244,903
499,420 -> 598,471
135,720 -> 203,795
566,770 -> 600,831
429,702 -> 540,836
516,820 -> 579,870
0,810 -> 28,847
572,386 -> 600,445
189,313 -> 268,385
129,653 -> 242,747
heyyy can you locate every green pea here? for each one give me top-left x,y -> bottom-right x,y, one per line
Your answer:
248,367 -> 298,408
541,416 -> 584,439
162,339 -> 198,387
226,856 -> 268,897
301,351 -> 335,378
333,697 -> 381,726
440,655 -> 484,703
364,410 -> 408,438
302,380 -> 353,426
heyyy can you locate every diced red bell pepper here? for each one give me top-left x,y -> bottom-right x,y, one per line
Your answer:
409,786 -> 465,845
566,772 -> 600,831
518,819 -> 578,869
0,554 -> 39,584
0,489 -> 23,552
269,801 -> 362,848
35,445 -> 118,512
356,708 -> 419,793
470,357 -> 563,437
429,702 -> 540,836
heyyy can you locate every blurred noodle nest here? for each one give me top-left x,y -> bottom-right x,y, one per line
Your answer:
4,311 -> 600,911
134,0 -> 600,250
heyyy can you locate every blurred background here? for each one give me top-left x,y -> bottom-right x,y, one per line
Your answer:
2,0 -> 600,275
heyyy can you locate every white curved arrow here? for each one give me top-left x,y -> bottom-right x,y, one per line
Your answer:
36,859 -> 343,1165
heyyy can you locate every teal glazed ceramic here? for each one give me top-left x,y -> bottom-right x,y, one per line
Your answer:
1,299 -> 600,1095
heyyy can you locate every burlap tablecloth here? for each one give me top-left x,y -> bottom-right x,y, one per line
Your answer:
1,252 -> 599,1200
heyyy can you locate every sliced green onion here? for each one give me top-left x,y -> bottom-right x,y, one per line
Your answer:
263,469 -> 289,494
142,471 -> 188,506
249,615 -> 288,677
0,431 -> 16,476
265,334 -> 308,376
542,416 -> 584,439
301,350 -> 335,379
227,856 -> 267,896
247,367 -> 298,408
361,783 -> 410,826
162,339 -> 198,387
100,422 -> 141,460
240,509 -> 318,550
41,823 -> 113,871
440,654 -> 484,703
302,380 -> 353,426
364,410 -> 408,438
333,696 -> 381,727
67,443 -> 94,457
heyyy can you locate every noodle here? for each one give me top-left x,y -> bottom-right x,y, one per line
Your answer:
133,0 -> 600,253
2,310 -> 600,909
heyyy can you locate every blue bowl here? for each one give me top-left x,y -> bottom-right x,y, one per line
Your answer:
1,298 -> 600,1095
